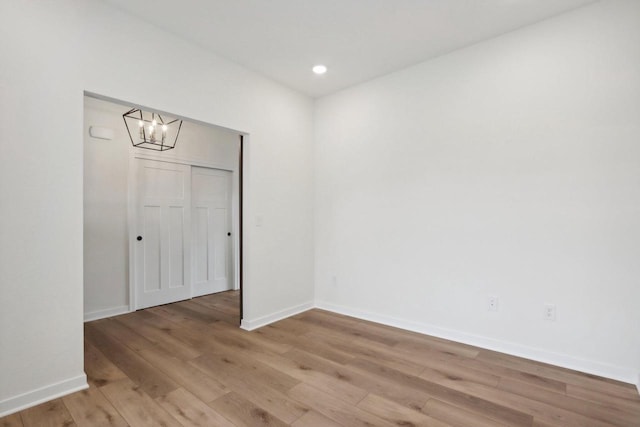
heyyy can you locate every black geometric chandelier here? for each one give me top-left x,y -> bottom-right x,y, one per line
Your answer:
123,108 -> 183,151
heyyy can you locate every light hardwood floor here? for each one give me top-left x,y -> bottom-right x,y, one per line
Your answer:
2,290 -> 639,426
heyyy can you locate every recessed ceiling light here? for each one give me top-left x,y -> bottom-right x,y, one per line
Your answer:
312,65 -> 327,75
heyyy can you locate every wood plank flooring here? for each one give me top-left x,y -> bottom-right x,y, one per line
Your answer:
2,290 -> 639,426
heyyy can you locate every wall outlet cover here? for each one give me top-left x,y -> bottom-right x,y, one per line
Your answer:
488,296 -> 499,312
544,303 -> 557,321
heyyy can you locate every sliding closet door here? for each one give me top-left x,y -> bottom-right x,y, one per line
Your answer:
133,158 -> 191,309
191,167 -> 232,297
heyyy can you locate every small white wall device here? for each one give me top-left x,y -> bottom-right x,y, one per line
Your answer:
89,126 -> 115,140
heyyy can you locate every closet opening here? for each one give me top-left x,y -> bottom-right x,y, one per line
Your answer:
83,93 -> 245,324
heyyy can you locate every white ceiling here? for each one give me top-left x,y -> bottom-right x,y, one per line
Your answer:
103,0 -> 597,98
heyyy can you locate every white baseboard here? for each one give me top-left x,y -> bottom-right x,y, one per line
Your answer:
241,301 -> 314,331
315,301 -> 639,385
0,374 -> 88,418
84,305 -> 131,322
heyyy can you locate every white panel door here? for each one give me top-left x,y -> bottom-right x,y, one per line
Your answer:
134,158 -> 191,309
192,167 -> 232,297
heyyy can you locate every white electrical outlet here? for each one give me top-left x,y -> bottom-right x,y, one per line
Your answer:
488,296 -> 499,312
544,304 -> 556,321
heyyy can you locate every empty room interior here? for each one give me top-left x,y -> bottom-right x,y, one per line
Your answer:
1,0 -> 639,426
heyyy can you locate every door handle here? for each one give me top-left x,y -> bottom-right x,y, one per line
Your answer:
137,236 -> 143,241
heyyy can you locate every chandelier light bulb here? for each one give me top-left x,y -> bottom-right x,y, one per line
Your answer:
162,124 -> 168,132
152,119 -> 157,126
138,120 -> 144,127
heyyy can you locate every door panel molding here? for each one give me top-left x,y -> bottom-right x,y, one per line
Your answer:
191,167 -> 233,297
131,158 -> 192,310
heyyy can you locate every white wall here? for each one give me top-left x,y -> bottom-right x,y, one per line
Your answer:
83,96 -> 241,321
83,98 -> 130,320
0,0 -> 314,416
315,0 -> 640,383
81,1 -> 315,328
0,1 -> 87,415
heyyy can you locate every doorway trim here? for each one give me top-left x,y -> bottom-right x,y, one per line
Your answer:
239,135 -> 244,320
